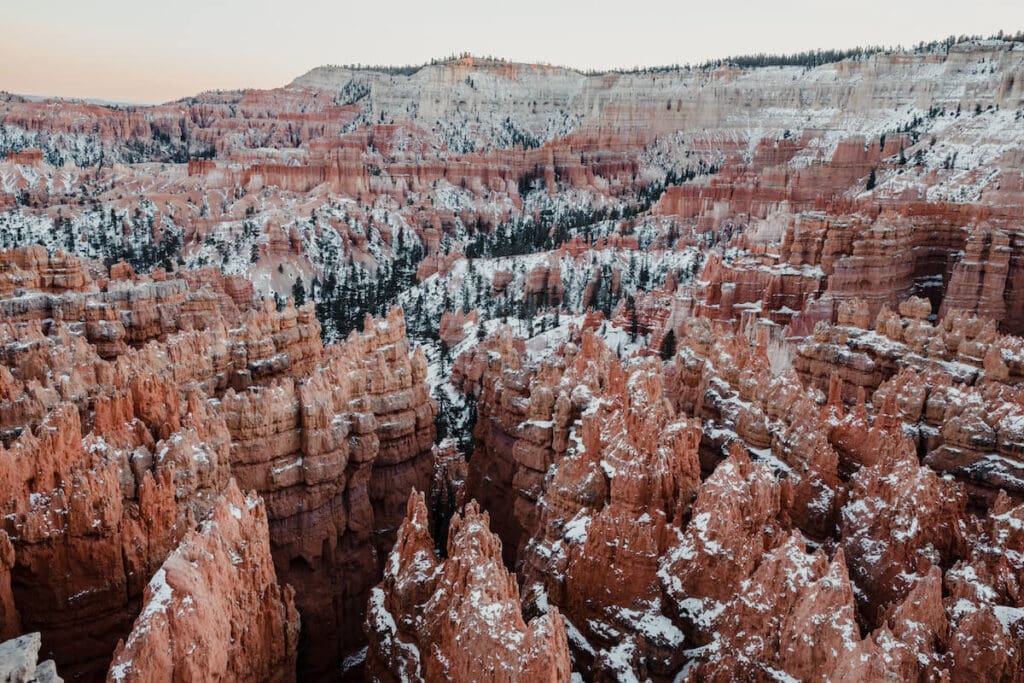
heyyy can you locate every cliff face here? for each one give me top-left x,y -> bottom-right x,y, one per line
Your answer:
228,307 -> 436,674
0,531 -> 19,642
106,481 -> 299,683
0,248 -> 435,680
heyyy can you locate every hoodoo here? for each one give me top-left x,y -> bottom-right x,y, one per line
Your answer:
2,26 -> 1024,681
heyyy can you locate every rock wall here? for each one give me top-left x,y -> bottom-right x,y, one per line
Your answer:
106,481 -> 299,682
0,249 -> 436,679
224,307 -> 436,676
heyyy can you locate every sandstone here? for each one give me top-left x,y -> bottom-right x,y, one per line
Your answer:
0,531 -> 18,641
365,493 -> 572,682
4,37 -> 1024,682
106,481 -> 299,682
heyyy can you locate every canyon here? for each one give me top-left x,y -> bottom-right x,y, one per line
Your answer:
0,36 -> 1023,681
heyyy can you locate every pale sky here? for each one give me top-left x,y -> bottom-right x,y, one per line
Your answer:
2,0 -> 1023,104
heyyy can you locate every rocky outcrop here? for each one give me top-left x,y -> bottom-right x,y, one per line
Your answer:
106,481 -> 299,682
0,257 -> 435,679
437,309 -> 478,348
787,296 -> 1024,502
512,345 -> 700,677
444,297 -> 1024,679
0,633 -> 61,683
0,401 -> 187,680
216,307 -> 434,676
841,449 -> 968,627
0,531 -> 18,641
943,491 -> 1024,679
463,327 -> 541,563
365,492 -> 571,682
0,247 -> 92,297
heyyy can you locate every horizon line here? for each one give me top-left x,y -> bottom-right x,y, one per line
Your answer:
4,30 -> 1022,108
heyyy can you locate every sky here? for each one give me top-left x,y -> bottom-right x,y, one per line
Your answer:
2,0 -> 1023,104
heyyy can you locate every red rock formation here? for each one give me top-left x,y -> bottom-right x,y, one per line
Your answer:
365,492 -> 571,682
0,397 -> 188,680
106,481 -> 299,682
3,149 -> 45,166
463,326 -> 538,563
942,224 -> 1011,321
524,262 -> 564,310
841,449 -> 968,627
4,39 -> 1024,682
217,307 -> 435,675
0,531 -> 19,641
0,256 -> 435,679
438,309 -> 478,348
943,491 -> 1024,679
0,247 -> 92,296
446,298 -> 1024,678
521,354 -> 701,676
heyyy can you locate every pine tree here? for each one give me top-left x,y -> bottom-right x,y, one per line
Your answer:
291,277 -> 306,306
626,295 -> 639,341
866,168 -> 877,190
660,329 -> 677,361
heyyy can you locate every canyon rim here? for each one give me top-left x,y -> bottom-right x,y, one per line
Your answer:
1,15 -> 1024,682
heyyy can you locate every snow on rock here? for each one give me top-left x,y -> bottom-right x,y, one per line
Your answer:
365,491 -> 571,682
106,481 -> 299,682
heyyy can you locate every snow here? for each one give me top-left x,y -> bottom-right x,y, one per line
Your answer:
992,605 -> 1024,634
601,639 -> 643,683
748,446 -> 793,474
563,512 -> 592,544
271,457 -> 304,476
676,597 -> 727,630
951,598 -> 979,619
615,604 -> 685,648
139,568 -> 174,622
367,586 -> 422,680
109,660 -> 133,682
763,666 -> 801,683
892,515 -> 920,543
191,444 -> 210,465
114,565 -> 177,655
689,512 -> 723,555
563,617 -> 596,657
340,647 -> 369,675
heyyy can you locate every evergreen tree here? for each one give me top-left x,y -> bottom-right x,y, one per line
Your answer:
660,329 -> 677,361
291,277 -> 306,306
626,295 -> 639,341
